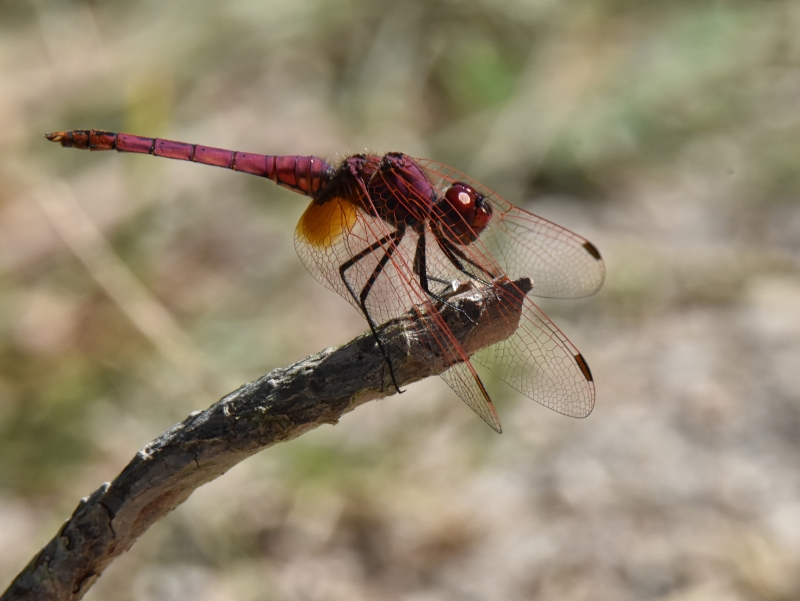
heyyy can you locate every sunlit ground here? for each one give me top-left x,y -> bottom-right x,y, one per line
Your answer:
1,1 -> 800,600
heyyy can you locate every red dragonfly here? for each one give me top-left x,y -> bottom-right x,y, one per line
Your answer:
45,129 -> 605,433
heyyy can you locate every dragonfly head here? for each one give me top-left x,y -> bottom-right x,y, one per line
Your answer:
438,182 -> 493,245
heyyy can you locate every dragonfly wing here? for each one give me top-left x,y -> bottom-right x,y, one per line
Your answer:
440,360 -> 502,433
415,159 -> 605,299
481,196 -> 605,299
295,195 -> 424,324
473,294 -> 595,417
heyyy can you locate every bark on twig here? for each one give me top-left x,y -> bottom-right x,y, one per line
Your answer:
1,277 -> 531,601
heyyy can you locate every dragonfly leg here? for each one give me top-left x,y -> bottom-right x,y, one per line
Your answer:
339,230 -> 398,274
339,228 -> 406,394
431,224 -> 497,285
426,275 -> 464,297
413,232 -> 478,325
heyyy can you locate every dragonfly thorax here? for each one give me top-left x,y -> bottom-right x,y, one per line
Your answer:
363,152 -> 436,228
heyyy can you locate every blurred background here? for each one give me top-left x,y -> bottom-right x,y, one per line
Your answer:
1,0 -> 800,599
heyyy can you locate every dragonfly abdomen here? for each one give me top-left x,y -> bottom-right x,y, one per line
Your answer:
45,129 -> 333,197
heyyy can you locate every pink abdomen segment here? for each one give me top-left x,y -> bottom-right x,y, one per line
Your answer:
45,129 -> 332,197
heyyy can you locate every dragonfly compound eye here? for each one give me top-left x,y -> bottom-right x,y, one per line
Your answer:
439,182 -> 493,245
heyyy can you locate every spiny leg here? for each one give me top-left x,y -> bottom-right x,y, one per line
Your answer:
432,223 -> 497,285
412,245 -> 458,290
339,230 -> 399,276
413,230 -> 477,324
339,228 -> 406,393
426,275 -> 463,297
356,231 -> 406,393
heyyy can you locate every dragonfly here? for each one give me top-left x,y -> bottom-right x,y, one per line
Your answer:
45,129 -> 605,433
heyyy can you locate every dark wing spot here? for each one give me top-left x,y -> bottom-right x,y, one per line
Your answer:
574,353 -> 593,382
583,241 -> 602,261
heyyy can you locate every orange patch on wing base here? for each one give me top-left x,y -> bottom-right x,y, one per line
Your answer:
296,197 -> 358,248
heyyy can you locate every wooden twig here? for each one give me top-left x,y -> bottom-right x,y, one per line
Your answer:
1,277 -> 531,601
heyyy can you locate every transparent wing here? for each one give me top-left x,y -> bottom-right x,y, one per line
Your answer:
294,194 -> 415,323
416,159 -> 606,299
473,292 -> 595,417
440,361 -> 502,433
